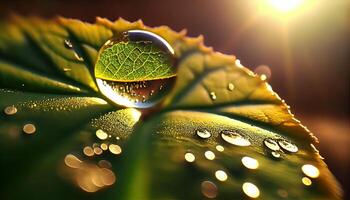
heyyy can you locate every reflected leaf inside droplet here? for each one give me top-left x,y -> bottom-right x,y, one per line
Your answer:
94,30 -> 176,108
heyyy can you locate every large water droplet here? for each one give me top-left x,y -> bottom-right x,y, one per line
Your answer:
94,30 -> 176,108
220,130 -> 251,146
278,139 -> 298,153
196,129 -> 211,139
264,138 -> 280,151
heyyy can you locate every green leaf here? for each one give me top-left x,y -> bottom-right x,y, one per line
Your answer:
95,41 -> 175,81
0,16 -> 342,200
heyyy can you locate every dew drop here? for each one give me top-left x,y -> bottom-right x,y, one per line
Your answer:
277,189 -> 289,198
64,39 -> 73,49
100,143 -> 108,151
83,146 -> 94,157
220,130 -> 251,146
204,150 -> 215,160
209,92 -> 217,100
215,170 -> 228,181
98,160 -> 112,169
254,65 -> 272,80
74,52 -> 84,61
94,30 -> 176,108
23,123 -> 36,135
201,181 -> 218,198
109,144 -> 122,155
64,154 -> 82,168
215,145 -> 224,152
184,152 -> 196,163
241,156 -> 259,169
302,177 -> 312,186
196,129 -> 211,139
96,129 -> 108,140
271,151 -> 281,159
242,182 -> 260,198
278,139 -> 298,153
3,105 -> 17,115
264,138 -> 280,151
301,164 -> 320,178
228,83 -> 235,91
93,147 -> 103,155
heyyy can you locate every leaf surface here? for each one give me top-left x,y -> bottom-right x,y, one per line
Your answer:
0,16 -> 342,200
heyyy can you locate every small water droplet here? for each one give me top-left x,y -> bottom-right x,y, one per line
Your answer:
241,156 -> 259,169
264,138 -> 280,151
3,105 -> 17,115
96,129 -> 108,140
302,177 -> 312,186
23,123 -> 36,135
64,154 -> 82,168
204,150 -> 215,160
277,189 -> 288,198
220,130 -> 251,146
196,129 -> 211,139
215,145 -> 224,152
242,182 -> 260,198
98,160 -> 112,168
209,92 -> 217,100
228,83 -> 235,91
83,146 -> 94,157
64,39 -> 73,49
109,144 -> 122,155
271,151 -> 281,159
184,152 -> 196,163
278,139 -> 298,153
94,30 -> 176,108
201,181 -> 218,198
254,65 -> 271,80
74,52 -> 84,61
93,147 -> 103,155
215,170 -> 228,181
100,143 -> 108,151
301,164 -> 320,178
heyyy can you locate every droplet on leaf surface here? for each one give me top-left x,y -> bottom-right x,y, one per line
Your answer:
215,170 -> 228,181
220,130 -> 251,146
23,123 -> 36,135
3,105 -> 17,115
264,138 -> 280,151
94,30 -> 176,108
302,164 -> 320,178
242,182 -> 260,198
241,156 -> 259,169
278,139 -> 298,153
196,129 -> 211,139
201,181 -> 218,198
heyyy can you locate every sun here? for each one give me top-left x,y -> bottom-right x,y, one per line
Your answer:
267,0 -> 305,13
